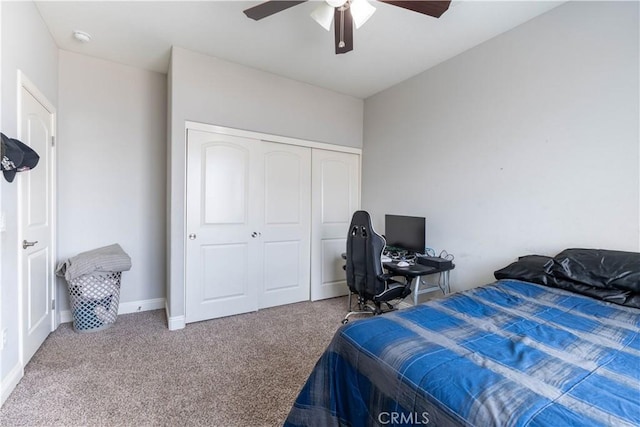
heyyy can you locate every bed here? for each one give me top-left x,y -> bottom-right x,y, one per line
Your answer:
285,249 -> 640,427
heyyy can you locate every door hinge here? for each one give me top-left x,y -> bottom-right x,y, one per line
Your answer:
51,136 -> 55,147
51,299 -> 55,310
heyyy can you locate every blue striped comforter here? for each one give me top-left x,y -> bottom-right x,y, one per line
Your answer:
285,280 -> 640,426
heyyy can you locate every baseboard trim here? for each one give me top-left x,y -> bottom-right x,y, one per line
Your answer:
60,309 -> 73,324
118,298 -> 166,315
1,362 -> 23,407
398,301 -> 413,309
59,297 -> 166,324
165,301 -> 185,331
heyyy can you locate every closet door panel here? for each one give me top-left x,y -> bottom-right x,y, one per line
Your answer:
264,152 -> 302,224
186,130 -> 260,323
264,241 -> 300,291
311,150 -> 360,301
201,244 -> 248,300
203,144 -> 247,224
322,239 -> 348,283
259,143 -> 311,309
319,161 -> 351,224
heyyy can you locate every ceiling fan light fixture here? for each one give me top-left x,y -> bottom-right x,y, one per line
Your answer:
350,0 -> 376,29
310,3 -> 335,31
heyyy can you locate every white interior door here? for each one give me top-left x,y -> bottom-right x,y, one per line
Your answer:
186,130 -> 261,323
19,81 -> 55,365
259,142 -> 311,309
311,149 -> 360,301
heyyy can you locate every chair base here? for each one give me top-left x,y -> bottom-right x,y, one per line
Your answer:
342,307 -> 374,324
342,293 -> 397,324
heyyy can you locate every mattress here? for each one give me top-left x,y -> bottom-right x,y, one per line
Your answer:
285,280 -> 640,427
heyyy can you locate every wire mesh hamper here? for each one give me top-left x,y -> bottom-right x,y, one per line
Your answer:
56,243 -> 132,333
67,271 -> 122,332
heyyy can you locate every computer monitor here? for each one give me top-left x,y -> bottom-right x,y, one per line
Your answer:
384,214 -> 426,254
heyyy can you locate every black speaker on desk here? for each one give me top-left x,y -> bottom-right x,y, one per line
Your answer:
416,256 -> 453,270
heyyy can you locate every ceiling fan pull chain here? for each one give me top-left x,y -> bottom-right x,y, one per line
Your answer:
339,6 -> 346,48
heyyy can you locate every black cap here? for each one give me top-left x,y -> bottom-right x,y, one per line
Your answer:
1,132 -> 40,182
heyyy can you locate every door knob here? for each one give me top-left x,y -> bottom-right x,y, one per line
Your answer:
188,234 -> 196,240
22,240 -> 38,249
251,232 -> 258,238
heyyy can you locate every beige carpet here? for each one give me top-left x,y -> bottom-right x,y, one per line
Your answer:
0,297 -> 349,426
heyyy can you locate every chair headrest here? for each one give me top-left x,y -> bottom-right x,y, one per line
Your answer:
350,210 -> 372,227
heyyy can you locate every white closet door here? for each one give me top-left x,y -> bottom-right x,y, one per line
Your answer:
186,130 -> 261,323
259,142 -> 311,308
311,149 -> 360,301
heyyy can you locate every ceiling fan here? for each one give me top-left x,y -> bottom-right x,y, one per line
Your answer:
243,0 -> 452,54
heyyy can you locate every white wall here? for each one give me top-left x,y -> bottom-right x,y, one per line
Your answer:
167,47 -> 364,324
57,51 -> 167,315
363,1 -> 640,291
0,0 -> 58,402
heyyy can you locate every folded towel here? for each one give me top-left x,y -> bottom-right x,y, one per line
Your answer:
56,244 -> 132,281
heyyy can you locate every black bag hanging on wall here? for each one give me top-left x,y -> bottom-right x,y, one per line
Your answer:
0,132 -> 40,182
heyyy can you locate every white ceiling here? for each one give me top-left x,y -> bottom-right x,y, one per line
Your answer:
35,0 -> 564,98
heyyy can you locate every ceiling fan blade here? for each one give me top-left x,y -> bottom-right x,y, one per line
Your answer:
243,0 -> 308,21
334,6 -> 354,54
379,0 -> 451,18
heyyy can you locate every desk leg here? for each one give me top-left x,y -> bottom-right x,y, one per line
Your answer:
413,271 -> 451,306
442,270 -> 450,294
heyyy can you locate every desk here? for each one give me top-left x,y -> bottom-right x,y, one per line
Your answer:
340,252 -> 454,306
384,261 -> 454,306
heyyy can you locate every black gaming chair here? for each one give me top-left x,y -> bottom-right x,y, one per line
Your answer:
343,211 -> 412,323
